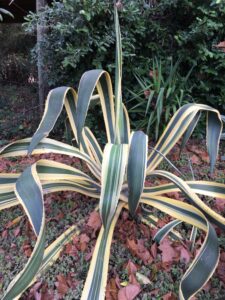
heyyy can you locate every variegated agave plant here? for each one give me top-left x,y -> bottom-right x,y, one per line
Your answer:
1,6 -> 225,300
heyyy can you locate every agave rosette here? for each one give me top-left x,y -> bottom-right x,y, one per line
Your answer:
0,7 -> 225,300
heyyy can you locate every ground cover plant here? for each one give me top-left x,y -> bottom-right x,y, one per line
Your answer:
0,5 -> 225,300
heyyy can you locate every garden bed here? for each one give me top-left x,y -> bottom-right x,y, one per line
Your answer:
0,140 -> 224,299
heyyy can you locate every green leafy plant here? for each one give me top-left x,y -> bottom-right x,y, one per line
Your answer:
24,0 -> 225,112
1,5 -> 225,300
128,58 -> 194,140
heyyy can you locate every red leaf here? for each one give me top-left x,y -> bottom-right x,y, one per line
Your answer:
64,243 -> 77,256
118,284 -> 141,300
79,233 -> 90,252
56,274 -> 69,297
150,242 -> 158,259
87,211 -> 102,237
163,291 -> 177,300
139,223 -> 150,239
190,154 -> 201,165
158,238 -> 179,263
165,192 -> 181,201
85,247 -> 94,261
214,198 -> 225,212
176,245 -> 191,264
125,260 -> 138,275
2,230 -> 8,238
106,278 -> 118,300
217,261 -> 225,284
129,273 -> 139,286
13,226 -> 20,237
127,239 -> 153,265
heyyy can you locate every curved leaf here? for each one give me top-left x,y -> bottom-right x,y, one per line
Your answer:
147,170 -> 225,230
147,104 -> 222,173
127,131 -> 148,215
3,164 -> 45,300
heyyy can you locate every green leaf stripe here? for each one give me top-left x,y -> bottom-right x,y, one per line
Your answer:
81,202 -> 124,300
100,144 -> 128,227
127,131 -> 148,215
147,171 -> 225,230
0,137 -> 101,178
153,219 -> 182,243
147,104 -> 222,173
76,70 -> 115,144
144,180 -> 225,199
28,87 -> 76,154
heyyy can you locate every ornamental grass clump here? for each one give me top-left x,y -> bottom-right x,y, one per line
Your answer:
0,5 -> 224,300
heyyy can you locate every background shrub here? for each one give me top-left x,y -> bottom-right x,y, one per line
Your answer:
0,24 -> 35,84
24,0 -> 225,113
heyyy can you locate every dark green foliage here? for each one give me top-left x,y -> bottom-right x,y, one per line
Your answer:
0,24 -> 35,84
24,0 -> 225,117
24,0 -> 153,88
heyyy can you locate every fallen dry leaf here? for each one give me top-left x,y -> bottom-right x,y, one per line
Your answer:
150,242 -> 158,259
125,260 -> 138,275
127,239 -> 153,265
106,278 -> 118,300
87,211 -> 102,237
13,226 -> 20,237
214,198 -> 225,213
190,154 -> 201,165
118,284 -> 141,300
163,291 -> 177,300
55,274 -> 69,298
175,245 -> 191,264
158,238 -> 179,263
79,233 -> 90,252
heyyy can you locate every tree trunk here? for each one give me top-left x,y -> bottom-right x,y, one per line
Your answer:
36,0 -> 48,114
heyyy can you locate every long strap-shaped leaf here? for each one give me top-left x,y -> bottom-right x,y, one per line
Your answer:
0,137 -> 101,179
122,104 -> 131,143
0,179 -> 100,211
28,87 -> 77,153
153,219 -> 182,243
2,164 -> 45,300
147,170 -> 225,230
141,214 -> 183,241
100,143 -> 128,227
144,180 -> 225,199
114,5 -> 124,143
0,157 -> 100,211
81,202 -> 125,300
0,173 -> 19,191
81,127 -> 103,165
25,84 -> 108,167
140,196 -> 219,300
76,70 -> 115,144
127,131 -> 148,215
147,104 -> 222,173
0,158 -> 98,194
